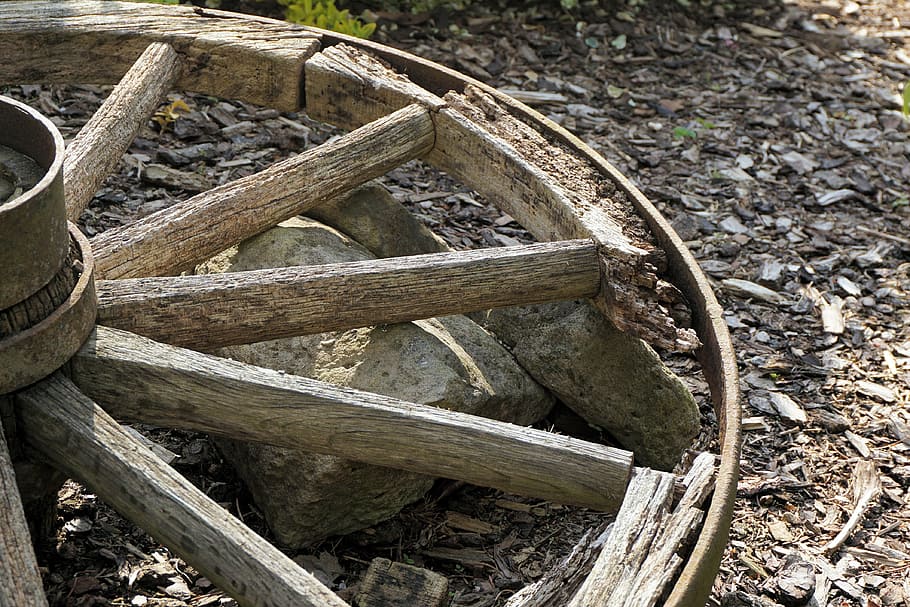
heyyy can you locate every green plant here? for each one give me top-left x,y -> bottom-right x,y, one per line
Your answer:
279,0 -> 375,38
903,81 -> 910,120
672,126 -> 697,139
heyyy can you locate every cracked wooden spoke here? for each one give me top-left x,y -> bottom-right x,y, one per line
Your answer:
65,42 -> 184,220
96,240 -> 601,349
71,327 -> 633,512
15,373 -> 347,607
0,418 -> 47,607
91,103 -> 435,279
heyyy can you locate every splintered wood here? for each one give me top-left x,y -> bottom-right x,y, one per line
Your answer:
304,43 -> 698,351
568,453 -> 716,607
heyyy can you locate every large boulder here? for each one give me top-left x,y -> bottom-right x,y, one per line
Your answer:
309,182 -> 700,470
200,217 -> 554,547
472,304 -> 699,470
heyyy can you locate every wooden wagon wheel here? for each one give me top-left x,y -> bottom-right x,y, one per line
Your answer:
0,2 -> 741,606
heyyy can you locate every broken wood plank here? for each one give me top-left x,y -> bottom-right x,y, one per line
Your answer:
96,240 -> 601,349
0,1 -> 318,110
65,42 -> 183,220
15,372 -> 347,607
355,558 -> 448,607
304,44 -> 695,351
71,326 -> 633,512
568,453 -> 716,607
0,418 -> 48,607
91,103 -> 435,279
504,522 -> 612,607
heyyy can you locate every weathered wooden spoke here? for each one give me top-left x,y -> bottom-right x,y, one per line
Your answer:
64,42 -> 184,219
91,103 -> 434,279
0,2 -> 741,607
15,373 -> 348,607
71,327 -> 633,511
96,240 -> 601,349
0,418 -> 47,607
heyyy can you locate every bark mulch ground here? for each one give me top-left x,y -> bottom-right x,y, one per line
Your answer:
4,0 -> 909,605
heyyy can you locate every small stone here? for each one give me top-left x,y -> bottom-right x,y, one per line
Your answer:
780,150 -> 819,174
142,164 -> 211,192
812,409 -> 850,433
773,553 -> 816,607
719,215 -> 750,234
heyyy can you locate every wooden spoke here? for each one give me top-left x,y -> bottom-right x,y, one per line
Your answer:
15,373 -> 347,607
0,1 -> 319,111
96,240 -> 600,349
91,103 -> 435,280
70,327 -> 633,512
0,418 -> 47,607
305,44 -> 696,352
568,453 -> 716,606
65,42 -> 184,220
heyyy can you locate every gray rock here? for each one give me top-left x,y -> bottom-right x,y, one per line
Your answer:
309,182 -> 699,470
307,182 -> 448,258
472,302 -> 699,470
205,217 -> 553,547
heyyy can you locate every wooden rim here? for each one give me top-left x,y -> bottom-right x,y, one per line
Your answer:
0,95 -> 68,310
315,31 -> 742,606
0,3 -> 740,606
0,224 -> 97,394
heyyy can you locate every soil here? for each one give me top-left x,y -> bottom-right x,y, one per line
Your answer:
4,0 -> 910,606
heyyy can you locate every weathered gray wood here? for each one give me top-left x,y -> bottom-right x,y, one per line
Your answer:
568,453 -> 716,607
71,326 -> 633,512
65,42 -> 183,220
504,523 -> 611,607
0,96 -> 66,312
96,240 -> 600,349
15,373 -> 348,607
0,418 -> 48,607
355,558 -> 448,607
0,1 -> 318,111
91,104 -> 435,279
304,44 -> 696,352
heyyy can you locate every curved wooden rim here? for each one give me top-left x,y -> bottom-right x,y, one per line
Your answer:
0,4 -> 740,604
0,224 -> 97,394
0,95 -> 68,310
316,31 -> 741,606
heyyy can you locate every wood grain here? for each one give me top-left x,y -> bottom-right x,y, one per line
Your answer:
15,373 -> 348,607
91,104 -> 435,279
0,1 -> 318,110
0,419 -> 47,607
568,453 -> 715,607
71,327 -> 633,512
304,44 -> 696,351
96,240 -> 600,349
65,42 -> 183,220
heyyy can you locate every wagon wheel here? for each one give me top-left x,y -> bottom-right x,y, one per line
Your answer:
0,2 -> 741,607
